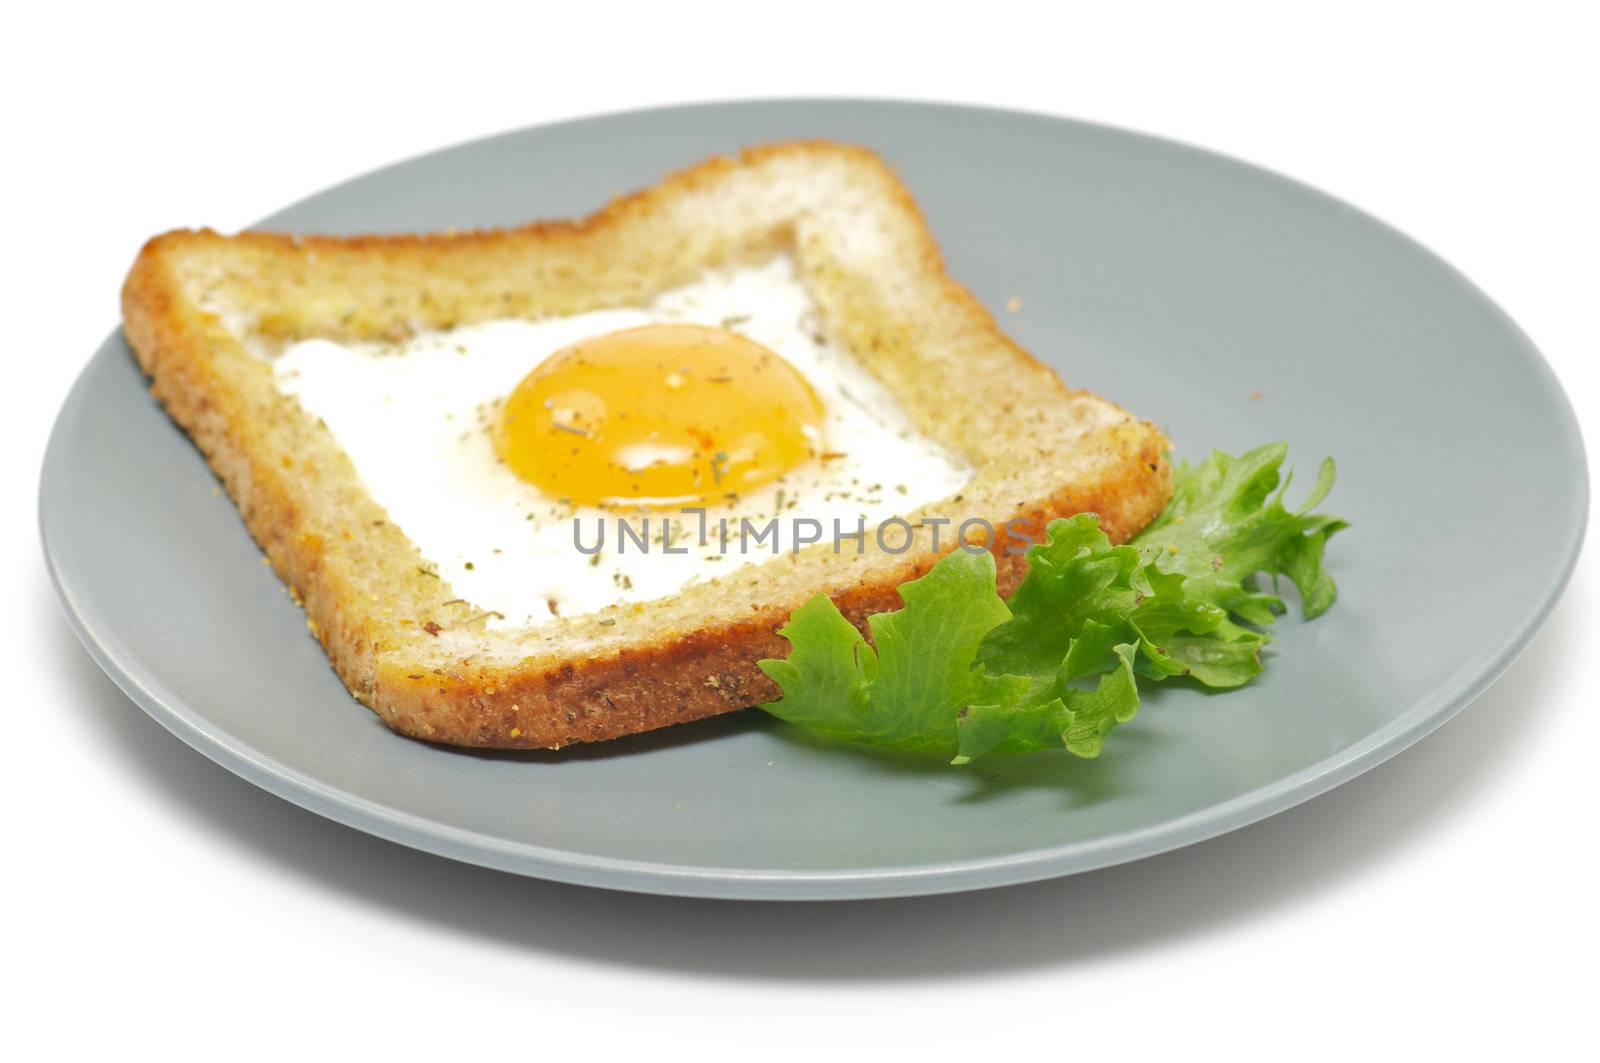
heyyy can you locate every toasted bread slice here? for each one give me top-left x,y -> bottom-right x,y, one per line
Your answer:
121,141 -> 1172,749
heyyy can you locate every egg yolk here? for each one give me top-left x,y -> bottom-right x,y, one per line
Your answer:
494,323 -> 825,507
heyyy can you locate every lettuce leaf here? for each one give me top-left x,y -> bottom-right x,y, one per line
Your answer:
757,444 -> 1347,764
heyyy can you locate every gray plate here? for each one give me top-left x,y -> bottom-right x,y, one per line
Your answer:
42,100 -> 1587,900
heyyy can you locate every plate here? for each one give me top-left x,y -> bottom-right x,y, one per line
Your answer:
41,100 -> 1586,899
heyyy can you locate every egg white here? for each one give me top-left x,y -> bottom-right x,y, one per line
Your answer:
272,256 -> 972,628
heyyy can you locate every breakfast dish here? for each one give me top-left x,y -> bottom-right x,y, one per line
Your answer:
46,101 -> 1584,898
121,143 -> 1171,750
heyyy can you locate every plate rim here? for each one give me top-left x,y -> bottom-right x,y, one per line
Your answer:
41,97 -> 1590,900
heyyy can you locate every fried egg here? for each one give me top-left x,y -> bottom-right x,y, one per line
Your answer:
272,256 -> 972,627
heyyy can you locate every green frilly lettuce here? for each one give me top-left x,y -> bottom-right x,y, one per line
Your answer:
757,444 -> 1347,764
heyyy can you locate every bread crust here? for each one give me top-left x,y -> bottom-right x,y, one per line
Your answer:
122,141 -> 1171,749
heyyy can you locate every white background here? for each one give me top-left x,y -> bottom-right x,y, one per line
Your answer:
7,2 -> 1595,1057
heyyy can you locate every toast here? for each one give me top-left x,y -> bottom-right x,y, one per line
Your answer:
121,141 -> 1172,749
